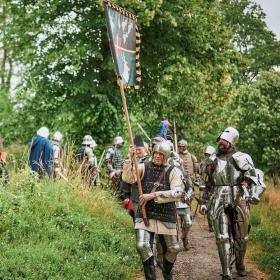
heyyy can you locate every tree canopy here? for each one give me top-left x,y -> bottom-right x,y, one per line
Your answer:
0,0 -> 279,173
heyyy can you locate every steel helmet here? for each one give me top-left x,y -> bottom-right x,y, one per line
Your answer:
204,146 -> 216,155
114,136 -> 124,146
37,127 -> 49,138
151,136 -> 164,147
218,127 -> 239,146
53,131 -> 63,142
153,141 -> 171,165
178,139 -> 188,147
82,135 -> 93,145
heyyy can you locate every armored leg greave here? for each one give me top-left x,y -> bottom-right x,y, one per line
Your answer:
178,208 -> 192,250
158,234 -> 180,280
213,210 -> 232,279
136,229 -> 155,262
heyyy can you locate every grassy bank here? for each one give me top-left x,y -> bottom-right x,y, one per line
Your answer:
0,170 -> 140,280
249,185 -> 280,280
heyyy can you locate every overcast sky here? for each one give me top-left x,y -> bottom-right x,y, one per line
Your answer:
254,0 -> 280,40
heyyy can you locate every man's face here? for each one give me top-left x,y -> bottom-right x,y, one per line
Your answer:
116,143 -> 123,149
217,139 -> 231,154
153,152 -> 164,166
178,145 -> 187,154
204,153 -> 210,160
136,146 -> 146,158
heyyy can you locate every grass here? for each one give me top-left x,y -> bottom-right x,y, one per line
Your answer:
0,169 -> 141,280
249,182 -> 280,280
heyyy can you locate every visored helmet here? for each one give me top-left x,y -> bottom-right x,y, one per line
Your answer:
218,127 -> 239,146
153,141 -> 171,165
53,131 -> 63,142
114,136 -> 124,146
83,135 -> 93,145
178,139 -> 188,147
204,145 -> 216,155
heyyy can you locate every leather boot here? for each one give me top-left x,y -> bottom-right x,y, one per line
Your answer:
143,256 -> 156,280
162,258 -> 174,280
235,240 -> 247,277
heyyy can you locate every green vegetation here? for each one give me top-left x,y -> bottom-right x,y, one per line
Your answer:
236,71 -> 280,180
249,186 -> 280,280
0,1 -> 279,177
0,170 -> 140,280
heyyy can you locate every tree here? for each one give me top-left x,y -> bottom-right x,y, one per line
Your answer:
236,70 -> 280,184
1,0 -> 278,162
221,0 -> 280,82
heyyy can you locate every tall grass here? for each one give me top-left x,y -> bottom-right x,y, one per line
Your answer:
0,168 -> 141,280
249,182 -> 280,280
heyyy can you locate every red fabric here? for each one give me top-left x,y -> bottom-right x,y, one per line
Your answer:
123,199 -> 134,210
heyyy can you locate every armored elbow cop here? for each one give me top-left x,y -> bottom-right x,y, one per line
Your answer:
248,169 -> 266,204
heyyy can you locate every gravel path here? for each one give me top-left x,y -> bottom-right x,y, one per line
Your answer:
136,215 -> 268,280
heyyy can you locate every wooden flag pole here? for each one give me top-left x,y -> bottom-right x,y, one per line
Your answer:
118,78 -> 149,227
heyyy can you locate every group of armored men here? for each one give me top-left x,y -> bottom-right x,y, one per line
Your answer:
75,127 -> 265,280
0,126 -> 266,280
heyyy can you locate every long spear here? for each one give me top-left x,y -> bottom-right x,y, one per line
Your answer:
173,119 -> 178,153
118,79 -> 148,226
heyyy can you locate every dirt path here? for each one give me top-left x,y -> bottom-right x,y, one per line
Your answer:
136,215 -> 268,280
171,215 -> 268,280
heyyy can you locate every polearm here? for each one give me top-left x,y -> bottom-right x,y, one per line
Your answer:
118,79 -> 149,226
173,119 -> 178,153
98,149 -> 106,169
137,123 -> 151,142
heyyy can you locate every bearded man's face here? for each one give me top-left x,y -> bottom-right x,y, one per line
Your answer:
217,139 -> 231,154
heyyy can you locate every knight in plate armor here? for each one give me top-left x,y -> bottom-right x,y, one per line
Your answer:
199,145 -> 216,232
122,141 -> 185,280
105,136 -> 125,195
52,131 -> 63,179
200,127 -> 265,279
77,135 -> 99,187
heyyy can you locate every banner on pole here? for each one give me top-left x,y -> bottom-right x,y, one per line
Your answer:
103,1 -> 141,89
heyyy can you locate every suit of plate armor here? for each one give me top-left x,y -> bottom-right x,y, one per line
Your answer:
201,128 -> 265,279
177,139 -> 196,250
52,131 -> 63,178
198,146 -> 216,231
105,136 -> 124,194
78,135 -> 99,187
